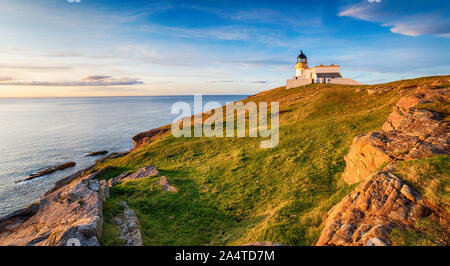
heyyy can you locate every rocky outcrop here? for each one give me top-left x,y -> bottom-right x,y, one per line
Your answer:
108,172 -> 131,188
132,126 -> 170,149
18,162 -> 76,182
107,164 -> 159,188
342,86 -> 449,184
316,170 -> 446,246
157,176 -> 178,192
318,84 -> 450,246
111,201 -> 143,246
86,151 -> 108,157
119,164 -> 159,183
0,169 -> 110,246
95,152 -> 129,164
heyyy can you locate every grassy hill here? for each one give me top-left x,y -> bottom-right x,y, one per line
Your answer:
93,76 -> 448,246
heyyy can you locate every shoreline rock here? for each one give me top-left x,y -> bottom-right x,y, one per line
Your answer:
18,162 -> 76,183
0,167 -> 110,246
86,151 -> 108,157
95,151 -> 129,164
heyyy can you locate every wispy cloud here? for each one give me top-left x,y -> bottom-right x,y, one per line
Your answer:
0,76 -> 143,86
0,64 -> 74,71
339,0 -> 450,37
0,76 -> 13,82
209,80 -> 270,84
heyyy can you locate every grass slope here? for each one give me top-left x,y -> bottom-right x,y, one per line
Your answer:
96,76 -> 447,246
390,155 -> 450,246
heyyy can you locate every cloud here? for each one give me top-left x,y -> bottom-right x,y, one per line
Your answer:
0,76 -> 13,82
209,80 -> 270,84
338,1 -> 450,37
223,58 -> 291,67
82,75 -> 113,81
0,76 -> 143,86
140,24 -> 251,41
0,64 -> 74,71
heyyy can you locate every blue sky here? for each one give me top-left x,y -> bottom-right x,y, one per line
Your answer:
0,0 -> 449,97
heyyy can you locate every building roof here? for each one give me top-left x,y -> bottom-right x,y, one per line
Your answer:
316,72 -> 342,78
315,64 -> 340,67
297,50 -> 307,59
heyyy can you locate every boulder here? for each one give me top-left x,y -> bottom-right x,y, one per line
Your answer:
120,164 -> 159,183
86,151 -> 108,157
99,180 -> 110,201
95,152 -> 129,164
19,162 -> 76,182
111,201 -> 143,246
157,176 -> 178,192
108,172 -> 131,188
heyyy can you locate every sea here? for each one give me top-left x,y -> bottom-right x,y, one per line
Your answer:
0,95 -> 247,217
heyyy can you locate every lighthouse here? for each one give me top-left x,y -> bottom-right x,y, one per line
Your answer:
286,49 -> 360,89
296,50 -> 308,76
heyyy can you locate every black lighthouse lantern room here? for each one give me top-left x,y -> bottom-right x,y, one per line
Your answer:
297,50 -> 307,63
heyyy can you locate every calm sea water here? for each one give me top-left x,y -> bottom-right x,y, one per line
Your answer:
0,95 -> 247,217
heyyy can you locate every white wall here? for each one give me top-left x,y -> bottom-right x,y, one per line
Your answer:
286,78 -> 312,89
329,78 -> 360,85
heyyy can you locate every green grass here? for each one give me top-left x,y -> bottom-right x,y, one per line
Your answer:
97,76 -> 449,246
390,155 -> 450,246
394,155 -> 450,214
391,218 -> 449,246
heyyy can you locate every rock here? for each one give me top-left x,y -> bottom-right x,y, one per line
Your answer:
318,85 -> 450,246
342,86 -> 450,184
317,171 -> 442,246
44,165 -> 95,196
342,132 -> 392,184
366,237 -> 388,246
0,171 -> 105,246
111,201 -> 143,246
400,184 -> 417,203
108,172 -> 130,188
86,151 -> 108,157
88,179 -> 100,192
95,152 -> 129,164
157,176 -> 178,192
99,180 -> 110,201
19,162 -> 76,182
106,165 -> 159,188
120,164 -> 159,183
0,203 -> 39,233
132,126 -> 170,149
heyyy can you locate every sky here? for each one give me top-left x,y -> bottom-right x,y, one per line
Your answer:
0,0 -> 449,97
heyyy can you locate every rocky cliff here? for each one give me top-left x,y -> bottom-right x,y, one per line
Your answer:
317,82 -> 449,246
